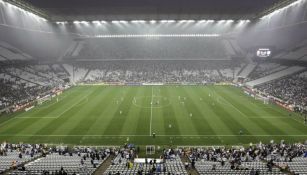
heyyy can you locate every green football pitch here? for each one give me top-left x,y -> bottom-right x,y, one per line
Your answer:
0,85 -> 306,146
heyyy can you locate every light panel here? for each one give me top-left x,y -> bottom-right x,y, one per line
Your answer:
58,19 -> 252,25
84,34 -> 221,38
261,0 -> 304,19
1,0 -> 47,21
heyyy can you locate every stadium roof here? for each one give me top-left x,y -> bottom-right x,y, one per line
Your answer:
4,0 -> 301,21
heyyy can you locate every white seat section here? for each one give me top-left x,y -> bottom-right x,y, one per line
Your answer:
8,147 -> 111,175
245,66 -> 306,87
104,154 -> 188,175
237,63 -> 257,79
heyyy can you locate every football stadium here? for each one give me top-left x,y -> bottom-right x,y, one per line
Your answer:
0,0 -> 307,174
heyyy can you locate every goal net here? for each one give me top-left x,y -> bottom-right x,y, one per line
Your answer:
146,145 -> 155,155
37,95 -> 52,105
255,94 -> 270,104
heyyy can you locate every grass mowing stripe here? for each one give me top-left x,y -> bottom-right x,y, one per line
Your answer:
120,87 -> 146,135
102,87 -> 138,135
214,87 -> 271,134
195,87 -> 239,144
27,87 -> 98,136
160,87 -> 183,143
149,86 -> 154,136
219,87 -> 306,136
86,87 -> 132,135
1,85 -> 306,145
65,87 -> 111,136
181,87 -> 216,134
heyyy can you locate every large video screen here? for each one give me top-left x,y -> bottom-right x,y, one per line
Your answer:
256,48 -> 272,58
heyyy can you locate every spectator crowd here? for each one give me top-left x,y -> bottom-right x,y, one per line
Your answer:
185,141 -> 307,174
79,61 -> 239,84
0,65 -> 68,111
256,73 -> 307,109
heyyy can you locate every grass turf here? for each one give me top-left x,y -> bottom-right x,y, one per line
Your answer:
0,85 -> 306,146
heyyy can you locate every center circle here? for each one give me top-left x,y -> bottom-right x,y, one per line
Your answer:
132,96 -> 171,108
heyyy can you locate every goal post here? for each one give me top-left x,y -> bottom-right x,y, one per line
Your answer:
146,145 -> 155,155
255,94 -> 270,104
37,95 -> 52,105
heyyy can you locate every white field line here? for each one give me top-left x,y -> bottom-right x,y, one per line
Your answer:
149,86 -> 154,136
288,116 -> 307,126
15,117 -> 58,119
268,106 -> 306,126
212,89 -> 248,118
0,97 -> 77,126
248,116 -> 289,119
215,91 -> 306,125
0,134 -> 307,137
15,95 -> 90,119
38,94 -> 68,109
53,96 -> 90,118
0,117 -> 17,126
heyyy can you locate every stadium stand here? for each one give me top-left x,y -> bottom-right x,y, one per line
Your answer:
184,141 -> 307,175
0,65 -> 68,111
0,142 -> 42,174
74,38 -> 230,60
76,61 -> 240,84
9,146 -> 111,175
104,148 -> 188,175
245,66 -> 306,87
247,63 -> 288,81
237,63 -> 257,80
194,160 -> 285,175
255,71 -> 307,108
275,157 -> 307,175
0,42 -> 32,61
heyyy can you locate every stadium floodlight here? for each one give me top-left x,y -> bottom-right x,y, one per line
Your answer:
131,20 -> 146,23
167,20 -> 176,23
119,20 -> 128,23
226,20 -> 234,22
186,20 -> 195,23
2,0 -> 48,21
261,0 -> 304,19
111,20 -> 119,24
207,20 -> 215,22
160,20 -> 176,23
100,21 -> 107,24
179,20 -> 195,23
56,21 -> 67,24
73,21 -> 80,24
198,20 -> 207,23
150,20 -> 156,23
84,33 -> 220,38
240,20 -> 251,23
92,21 -> 100,24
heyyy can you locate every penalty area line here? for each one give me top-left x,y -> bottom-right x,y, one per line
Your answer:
15,117 -> 58,119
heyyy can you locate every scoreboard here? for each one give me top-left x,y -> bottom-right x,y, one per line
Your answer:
256,48 -> 272,58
